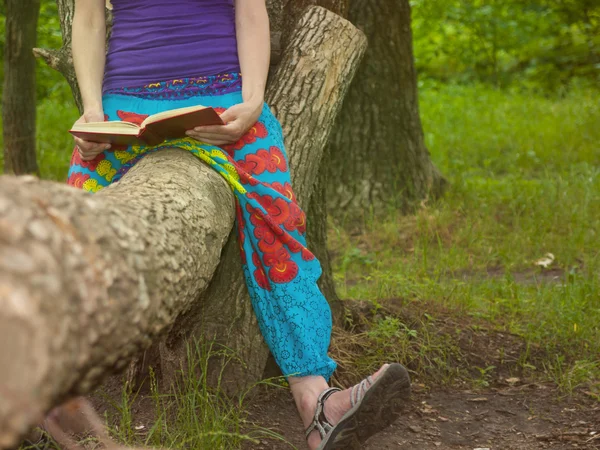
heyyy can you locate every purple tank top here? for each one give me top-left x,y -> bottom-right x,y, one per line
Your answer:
103,0 -> 241,92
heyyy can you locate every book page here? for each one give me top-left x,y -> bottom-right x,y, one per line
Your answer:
71,121 -> 140,135
142,104 -> 209,127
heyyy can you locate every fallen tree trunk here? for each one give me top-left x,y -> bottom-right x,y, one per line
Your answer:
0,6 -> 366,448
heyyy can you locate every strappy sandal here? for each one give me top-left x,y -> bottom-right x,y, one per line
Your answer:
305,363 -> 411,450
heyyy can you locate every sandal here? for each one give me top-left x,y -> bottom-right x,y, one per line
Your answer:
305,363 -> 411,450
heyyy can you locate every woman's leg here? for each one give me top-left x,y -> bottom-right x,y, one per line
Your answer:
217,107 -> 409,448
215,106 -> 336,379
68,84 -> 347,382
66,146 -> 122,192
66,107 -> 149,192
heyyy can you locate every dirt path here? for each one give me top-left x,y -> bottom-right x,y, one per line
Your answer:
246,384 -> 600,449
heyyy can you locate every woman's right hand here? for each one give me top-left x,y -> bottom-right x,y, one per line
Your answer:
73,109 -> 111,161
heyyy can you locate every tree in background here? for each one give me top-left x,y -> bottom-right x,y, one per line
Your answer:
2,0 -> 41,175
266,0 -> 445,319
325,0 -> 446,213
272,0 -> 446,214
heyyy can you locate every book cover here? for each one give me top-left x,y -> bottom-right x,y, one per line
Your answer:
69,106 -> 224,147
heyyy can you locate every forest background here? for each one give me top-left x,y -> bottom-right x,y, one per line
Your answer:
0,0 -> 599,448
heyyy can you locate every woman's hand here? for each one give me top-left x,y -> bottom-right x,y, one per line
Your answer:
186,99 -> 263,146
73,109 -> 111,161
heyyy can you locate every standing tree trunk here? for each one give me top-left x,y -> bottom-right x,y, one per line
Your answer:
326,0 -> 446,213
272,0 -> 445,314
2,0 -> 41,175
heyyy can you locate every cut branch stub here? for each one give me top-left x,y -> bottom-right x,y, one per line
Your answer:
33,0 -> 109,113
266,6 -> 367,205
32,46 -> 82,111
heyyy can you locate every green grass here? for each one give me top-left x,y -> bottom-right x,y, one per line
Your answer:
331,82 -> 600,393
35,91 -> 79,181
105,341 -> 287,450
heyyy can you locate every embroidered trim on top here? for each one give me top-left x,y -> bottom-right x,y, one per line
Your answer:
104,72 -> 242,99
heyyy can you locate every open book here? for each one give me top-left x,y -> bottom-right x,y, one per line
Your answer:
69,105 -> 224,147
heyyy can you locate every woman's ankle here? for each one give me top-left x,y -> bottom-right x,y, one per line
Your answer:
289,375 -> 329,426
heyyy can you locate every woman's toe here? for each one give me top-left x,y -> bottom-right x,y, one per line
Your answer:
325,364 -> 411,448
323,364 -> 390,426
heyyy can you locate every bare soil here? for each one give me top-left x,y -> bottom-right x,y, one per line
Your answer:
245,384 -> 600,449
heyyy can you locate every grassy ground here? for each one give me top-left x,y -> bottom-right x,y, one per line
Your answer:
21,341 -> 286,450
330,82 -> 600,393
105,342 -> 285,450
35,92 -> 78,181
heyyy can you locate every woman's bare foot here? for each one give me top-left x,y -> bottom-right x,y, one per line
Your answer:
290,365 -> 389,450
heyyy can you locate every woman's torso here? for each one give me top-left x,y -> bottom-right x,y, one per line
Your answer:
103,0 -> 240,92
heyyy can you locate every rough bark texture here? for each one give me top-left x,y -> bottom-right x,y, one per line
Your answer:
2,0 -> 41,175
157,7 -> 367,392
270,0 -> 349,44
0,7 -> 366,446
326,0 -> 447,213
304,0 -> 347,322
0,151 -> 235,449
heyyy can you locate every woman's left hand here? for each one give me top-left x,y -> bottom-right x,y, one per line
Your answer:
186,99 -> 263,146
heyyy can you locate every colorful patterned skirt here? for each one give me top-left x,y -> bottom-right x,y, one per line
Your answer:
67,73 -> 337,380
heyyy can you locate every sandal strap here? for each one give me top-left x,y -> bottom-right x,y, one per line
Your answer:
304,387 -> 342,440
350,375 -> 374,408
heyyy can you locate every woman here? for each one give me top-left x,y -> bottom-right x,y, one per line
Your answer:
67,1 -> 410,448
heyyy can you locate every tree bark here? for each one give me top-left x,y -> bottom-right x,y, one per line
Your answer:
269,0 -> 349,44
0,7 -> 366,447
326,0 -> 446,214
2,0 -> 41,175
303,0 -> 347,323
306,168 -> 343,320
